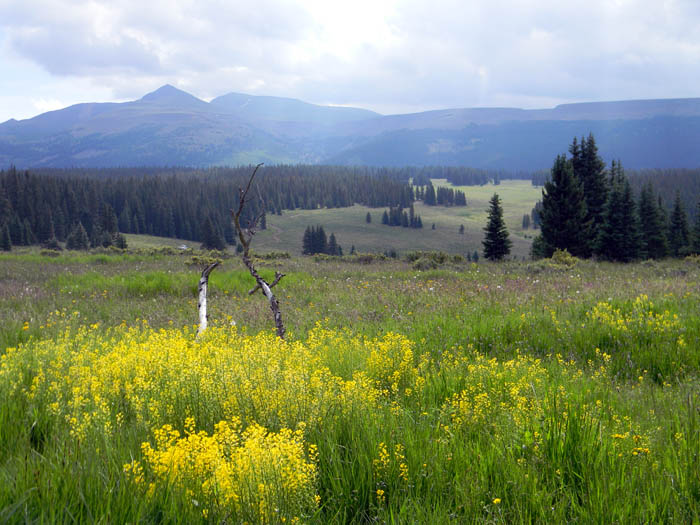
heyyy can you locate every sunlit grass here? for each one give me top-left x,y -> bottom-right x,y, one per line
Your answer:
0,252 -> 699,522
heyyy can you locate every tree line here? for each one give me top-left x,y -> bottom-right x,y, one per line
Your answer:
0,166 -> 415,250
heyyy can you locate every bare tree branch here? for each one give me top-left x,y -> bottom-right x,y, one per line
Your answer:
248,271 -> 285,295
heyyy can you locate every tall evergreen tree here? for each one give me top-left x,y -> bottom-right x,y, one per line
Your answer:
539,155 -> 588,257
595,161 -> 641,262
327,233 -> 339,256
668,192 -> 690,256
0,223 -> 11,251
692,200 -> 700,254
315,226 -> 327,254
482,193 -> 511,261
366,212 -> 372,223
200,216 -> 226,251
302,226 -> 313,255
100,202 -> 118,234
578,134 -> 608,253
522,214 -> 530,229
638,182 -> 668,259
65,222 -> 90,250
424,183 -> 436,205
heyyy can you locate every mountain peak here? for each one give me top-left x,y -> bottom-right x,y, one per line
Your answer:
140,84 -> 206,107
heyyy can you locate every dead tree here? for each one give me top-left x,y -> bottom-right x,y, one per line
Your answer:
196,261 -> 220,337
232,163 -> 286,339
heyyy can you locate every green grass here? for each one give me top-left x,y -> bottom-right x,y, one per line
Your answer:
0,251 -> 699,523
249,179 -> 542,258
113,180 -> 542,259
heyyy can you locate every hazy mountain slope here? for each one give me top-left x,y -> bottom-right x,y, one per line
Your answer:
326,116 -> 700,170
210,92 -> 379,124
1,86 -> 699,168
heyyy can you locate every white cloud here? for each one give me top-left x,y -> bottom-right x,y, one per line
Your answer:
0,0 -> 699,121
31,97 -> 65,113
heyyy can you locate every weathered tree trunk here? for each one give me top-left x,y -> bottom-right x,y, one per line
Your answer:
243,254 -> 286,339
197,261 -> 219,337
232,163 -> 287,339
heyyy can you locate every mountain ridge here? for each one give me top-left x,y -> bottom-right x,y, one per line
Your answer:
2,85 -> 700,169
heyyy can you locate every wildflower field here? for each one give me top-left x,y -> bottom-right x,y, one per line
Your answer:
1,251 -> 699,523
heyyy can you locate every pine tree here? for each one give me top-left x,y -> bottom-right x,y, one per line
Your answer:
366,212 -> 372,224
692,200 -> 700,254
118,204 -> 132,233
113,233 -> 128,249
424,183 -> 436,205
482,193 -> 512,261
0,223 -> 11,251
668,192 -> 690,256
382,210 -> 389,225
638,182 -> 668,259
539,155 -> 588,257
200,216 -> 226,251
578,134 -> 608,253
314,226 -> 327,255
65,222 -> 90,250
459,224 -> 465,234
595,161 -> 641,262
302,226 -> 313,255
327,233 -> 339,256
100,202 -> 118,234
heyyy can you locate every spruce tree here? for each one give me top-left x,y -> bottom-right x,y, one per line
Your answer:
595,161 -> 641,262
692,200 -> 700,254
482,193 -> 511,261
327,233 -> 339,256
314,226 -> 327,255
0,223 -> 11,251
539,155 -> 588,257
366,212 -> 371,224
302,226 -> 313,255
200,217 -> 226,251
669,192 -> 690,256
65,222 -> 90,250
638,182 -> 668,259
578,134 -> 608,253
424,183 -> 436,205
113,233 -> 128,250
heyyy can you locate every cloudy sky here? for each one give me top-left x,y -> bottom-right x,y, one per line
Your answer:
1,0 -> 699,122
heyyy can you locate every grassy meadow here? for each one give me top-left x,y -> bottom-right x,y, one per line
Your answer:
243,180 -> 541,259
1,247 -> 699,523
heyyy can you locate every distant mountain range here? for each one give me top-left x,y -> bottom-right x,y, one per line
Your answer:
2,84 -> 700,170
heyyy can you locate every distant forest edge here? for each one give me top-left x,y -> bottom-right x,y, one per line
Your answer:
0,164 -> 698,250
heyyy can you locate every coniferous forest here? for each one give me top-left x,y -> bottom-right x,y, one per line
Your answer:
1,147 -> 700,260
0,165 -> 414,249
